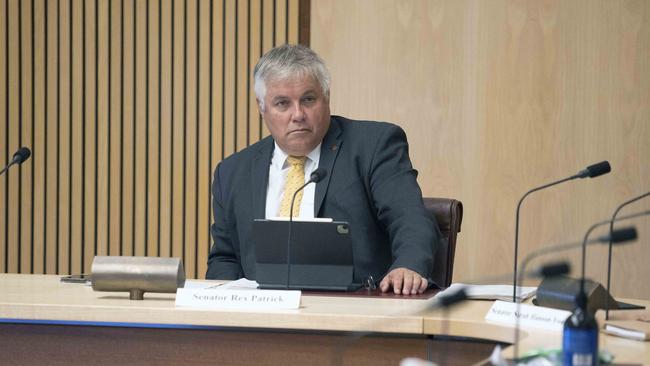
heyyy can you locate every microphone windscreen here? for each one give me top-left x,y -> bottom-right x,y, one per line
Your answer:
538,262 -> 571,278
604,227 -> 638,244
310,167 -> 328,183
12,147 -> 31,165
585,161 -> 611,178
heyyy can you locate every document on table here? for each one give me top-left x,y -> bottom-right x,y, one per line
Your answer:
183,278 -> 259,290
436,283 -> 537,302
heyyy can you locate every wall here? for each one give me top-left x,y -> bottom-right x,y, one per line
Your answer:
311,0 -> 650,299
0,0 -> 303,278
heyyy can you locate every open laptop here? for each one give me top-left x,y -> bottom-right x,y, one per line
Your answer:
253,219 -> 362,291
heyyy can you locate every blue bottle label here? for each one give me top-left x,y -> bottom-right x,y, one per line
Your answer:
571,353 -> 593,366
563,327 -> 598,366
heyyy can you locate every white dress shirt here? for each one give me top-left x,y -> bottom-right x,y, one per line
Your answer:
265,142 -> 321,219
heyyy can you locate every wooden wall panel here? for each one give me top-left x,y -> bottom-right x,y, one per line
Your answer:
312,0 -> 650,299
1,0 -> 304,279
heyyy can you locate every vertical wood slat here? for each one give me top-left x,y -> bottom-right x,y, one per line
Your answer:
8,0 -> 19,274
274,0 -> 285,45
96,0 -> 108,258
121,0 -> 134,257
44,0 -> 58,274
0,0 -> 8,273
32,0 -> 45,274
170,0 -> 184,261
69,0 -> 83,275
0,0 -> 305,278
58,0 -> 71,275
195,0 -> 210,278
82,0 -> 96,273
260,0 -> 274,137
19,0 -> 33,274
209,0 -> 224,265
222,0 -> 235,157
235,0 -> 248,151
287,0 -> 298,45
158,0 -> 171,258
147,0 -> 160,258
9,0 -> 20,273
133,0 -> 146,259
248,1 -> 261,154
108,0 -> 121,258
183,0 -> 197,279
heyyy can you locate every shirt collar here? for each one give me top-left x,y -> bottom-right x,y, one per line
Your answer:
272,142 -> 321,169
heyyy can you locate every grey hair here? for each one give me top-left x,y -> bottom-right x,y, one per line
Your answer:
254,44 -> 331,112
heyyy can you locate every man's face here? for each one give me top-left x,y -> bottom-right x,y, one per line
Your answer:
259,75 -> 331,156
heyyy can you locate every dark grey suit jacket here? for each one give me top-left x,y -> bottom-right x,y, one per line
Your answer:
206,115 -> 441,284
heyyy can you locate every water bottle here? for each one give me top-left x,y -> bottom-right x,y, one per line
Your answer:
562,291 -> 599,365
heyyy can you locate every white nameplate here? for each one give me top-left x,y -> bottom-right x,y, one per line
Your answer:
175,288 -> 301,310
485,300 -> 571,331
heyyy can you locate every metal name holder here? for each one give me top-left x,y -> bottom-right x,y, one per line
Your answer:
91,256 -> 185,300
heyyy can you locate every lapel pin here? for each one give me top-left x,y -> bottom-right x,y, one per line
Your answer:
331,145 -> 337,151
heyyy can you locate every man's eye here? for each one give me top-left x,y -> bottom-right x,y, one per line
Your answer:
275,100 -> 289,107
302,96 -> 316,103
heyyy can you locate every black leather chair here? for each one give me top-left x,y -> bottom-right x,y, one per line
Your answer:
423,197 -> 463,288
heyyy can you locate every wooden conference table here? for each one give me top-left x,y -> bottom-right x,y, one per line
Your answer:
1,274 -> 648,365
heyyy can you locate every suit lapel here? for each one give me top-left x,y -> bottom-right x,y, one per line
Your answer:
251,138 -> 274,219
315,118 -> 343,216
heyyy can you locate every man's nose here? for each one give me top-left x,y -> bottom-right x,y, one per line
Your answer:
291,102 -> 305,122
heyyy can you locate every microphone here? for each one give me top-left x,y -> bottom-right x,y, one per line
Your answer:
308,167 -> 328,185
512,160 -> 611,301
564,225 -> 638,364
538,262 -> 571,278
455,261 -> 572,286
581,210 -> 649,285
579,225 -> 639,301
334,260 -> 569,366
0,147 -> 32,176
332,283 -> 468,366
437,286 -> 469,366
515,227 -> 636,304
513,226 -> 636,362
606,191 -> 650,320
285,167 -> 328,289
437,286 -> 469,308
574,161 -> 612,179
534,212 -> 646,315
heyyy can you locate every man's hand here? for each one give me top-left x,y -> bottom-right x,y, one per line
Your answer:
379,267 -> 428,295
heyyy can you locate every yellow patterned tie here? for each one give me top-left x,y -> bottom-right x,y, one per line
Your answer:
279,156 -> 307,217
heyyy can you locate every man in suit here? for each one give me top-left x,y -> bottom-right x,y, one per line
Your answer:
206,44 -> 441,295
